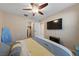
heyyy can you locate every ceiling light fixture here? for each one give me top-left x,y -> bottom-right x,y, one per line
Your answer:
32,6 -> 39,13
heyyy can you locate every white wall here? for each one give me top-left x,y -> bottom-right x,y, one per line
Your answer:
0,10 -> 33,42
0,11 -> 4,44
42,4 -> 79,50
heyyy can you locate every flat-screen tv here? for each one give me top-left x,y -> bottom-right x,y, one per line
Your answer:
47,18 -> 62,30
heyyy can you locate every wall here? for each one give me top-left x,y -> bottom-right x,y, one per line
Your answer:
0,11 -> 4,45
0,10 -> 33,42
42,4 -> 79,50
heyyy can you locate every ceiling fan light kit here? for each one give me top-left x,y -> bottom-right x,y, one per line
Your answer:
32,6 -> 39,13
23,3 -> 48,16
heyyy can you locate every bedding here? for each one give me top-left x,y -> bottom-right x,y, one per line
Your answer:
9,40 -> 30,56
0,43 -> 10,56
16,39 -> 31,56
0,27 -> 30,56
9,42 -> 22,56
0,40 -> 30,56
9,47 -> 21,56
11,42 -> 21,50
26,38 -> 53,56
34,35 -> 73,56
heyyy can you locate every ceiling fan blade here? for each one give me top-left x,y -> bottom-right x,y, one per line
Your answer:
24,14 -> 28,16
23,9 -> 32,10
30,3 -> 35,7
39,3 -> 48,9
38,11 -> 44,15
31,3 -> 34,6
30,3 -> 38,7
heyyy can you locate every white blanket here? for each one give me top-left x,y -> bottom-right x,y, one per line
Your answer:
16,39 -> 31,56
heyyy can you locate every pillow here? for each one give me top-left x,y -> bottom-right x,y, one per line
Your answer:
15,40 -> 31,56
9,42 -> 21,56
11,42 -> 21,49
9,47 -> 21,56
0,43 -> 10,56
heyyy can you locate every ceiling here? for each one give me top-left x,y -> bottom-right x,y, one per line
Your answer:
0,3 -> 75,21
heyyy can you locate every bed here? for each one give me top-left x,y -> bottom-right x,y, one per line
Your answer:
26,38 -> 53,56
0,41 -> 30,56
0,36 -> 73,56
0,26 -> 30,56
0,26 -> 73,56
34,35 -> 73,56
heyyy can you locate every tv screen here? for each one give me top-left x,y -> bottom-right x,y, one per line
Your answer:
47,18 -> 62,30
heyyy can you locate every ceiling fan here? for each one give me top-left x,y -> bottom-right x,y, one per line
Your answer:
23,3 -> 48,16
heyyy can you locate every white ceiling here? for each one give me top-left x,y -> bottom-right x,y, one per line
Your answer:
0,3 -> 75,21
